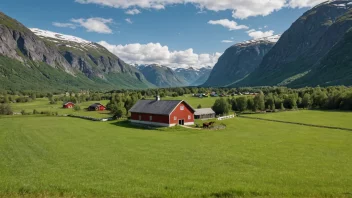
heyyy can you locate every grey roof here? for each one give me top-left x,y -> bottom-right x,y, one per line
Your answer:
194,108 -> 215,116
129,100 -> 195,115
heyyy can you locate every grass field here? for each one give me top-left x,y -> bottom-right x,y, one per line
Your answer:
245,110 -> 352,129
0,114 -> 352,197
10,98 -> 111,118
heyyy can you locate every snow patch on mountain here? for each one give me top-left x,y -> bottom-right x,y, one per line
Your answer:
30,28 -> 97,48
236,34 -> 281,47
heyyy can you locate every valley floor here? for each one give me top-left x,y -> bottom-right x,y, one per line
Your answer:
0,110 -> 352,197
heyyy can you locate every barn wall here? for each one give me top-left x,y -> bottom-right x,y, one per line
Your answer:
169,101 -> 194,125
131,112 -> 169,124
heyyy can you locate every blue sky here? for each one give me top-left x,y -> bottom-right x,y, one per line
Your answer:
1,0 -> 322,68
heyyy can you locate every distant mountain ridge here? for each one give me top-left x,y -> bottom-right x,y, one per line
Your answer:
136,64 -> 188,88
203,35 -> 280,87
175,66 -> 212,86
0,11 -> 154,91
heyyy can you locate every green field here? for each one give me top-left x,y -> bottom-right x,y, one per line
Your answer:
245,110 -> 352,129
0,113 -> 352,197
11,98 -> 111,118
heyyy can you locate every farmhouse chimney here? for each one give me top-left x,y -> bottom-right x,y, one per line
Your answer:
156,95 -> 160,101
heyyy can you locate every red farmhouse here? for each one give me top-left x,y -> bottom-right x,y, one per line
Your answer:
63,102 -> 75,109
129,96 -> 195,127
88,103 -> 106,111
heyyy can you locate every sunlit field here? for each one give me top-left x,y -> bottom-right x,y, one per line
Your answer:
0,114 -> 351,197
10,98 -> 111,118
244,110 -> 352,129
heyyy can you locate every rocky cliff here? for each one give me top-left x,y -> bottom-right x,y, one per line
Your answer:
203,35 -> 279,87
0,12 -> 153,91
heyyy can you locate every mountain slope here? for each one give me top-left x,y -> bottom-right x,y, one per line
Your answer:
236,0 -> 352,87
203,35 -> 279,87
290,17 -> 352,87
137,64 -> 188,88
30,28 -> 153,89
175,66 -> 212,86
0,12 -> 153,91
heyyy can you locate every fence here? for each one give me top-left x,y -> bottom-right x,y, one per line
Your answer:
217,115 -> 235,121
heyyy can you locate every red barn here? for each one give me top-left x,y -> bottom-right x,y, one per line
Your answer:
129,96 -> 195,127
63,102 -> 75,109
88,103 -> 106,111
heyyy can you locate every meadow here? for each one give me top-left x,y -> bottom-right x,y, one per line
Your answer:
11,98 -> 111,118
245,110 -> 352,129
1,97 -> 352,197
0,112 -> 352,197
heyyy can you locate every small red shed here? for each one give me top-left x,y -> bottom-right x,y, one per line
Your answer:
63,102 -> 75,109
88,103 -> 106,111
129,96 -> 195,127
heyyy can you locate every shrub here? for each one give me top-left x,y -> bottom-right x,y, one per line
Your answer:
74,105 -> 81,111
0,103 -> 13,115
212,98 -> 231,115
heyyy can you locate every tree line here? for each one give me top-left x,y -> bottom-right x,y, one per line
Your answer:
212,86 -> 352,115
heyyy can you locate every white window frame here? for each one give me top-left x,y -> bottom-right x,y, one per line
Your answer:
188,115 -> 191,120
180,105 -> 184,110
150,116 -> 153,121
174,116 -> 177,121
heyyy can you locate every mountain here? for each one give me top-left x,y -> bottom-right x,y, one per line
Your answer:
290,11 -> 352,87
175,66 -> 212,86
203,35 -> 279,87
235,0 -> 352,87
136,64 -> 188,87
0,11 -> 153,91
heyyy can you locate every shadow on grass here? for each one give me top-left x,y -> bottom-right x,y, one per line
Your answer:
110,120 -> 165,130
207,189 -> 268,198
110,120 -> 198,133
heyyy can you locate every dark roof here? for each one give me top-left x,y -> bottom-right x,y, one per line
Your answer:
89,103 -> 104,108
129,100 -> 195,115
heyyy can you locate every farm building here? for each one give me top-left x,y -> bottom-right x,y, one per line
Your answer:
63,102 -> 75,109
194,108 -> 216,120
88,103 -> 106,111
129,96 -> 195,127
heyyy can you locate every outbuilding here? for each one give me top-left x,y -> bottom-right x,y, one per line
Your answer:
194,108 -> 216,120
88,103 -> 106,111
129,96 -> 195,127
63,102 -> 75,109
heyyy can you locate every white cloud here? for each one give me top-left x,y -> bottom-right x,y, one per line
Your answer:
52,22 -> 77,29
75,0 -> 327,19
288,0 -> 327,8
247,29 -> 275,39
221,40 -> 233,43
208,19 -> 248,31
125,8 -> 141,15
125,18 -> 133,24
71,17 -> 113,34
99,41 -> 222,68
